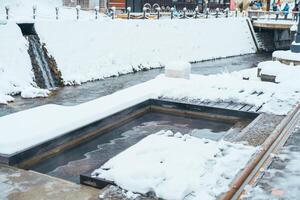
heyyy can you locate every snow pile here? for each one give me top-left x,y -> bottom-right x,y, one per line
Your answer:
258,60 -> 300,82
165,61 -> 191,79
34,18 -> 256,84
273,50 -> 300,62
0,22 -> 49,104
20,87 -> 50,98
157,61 -> 300,115
0,0 -> 100,22
93,130 -> 257,200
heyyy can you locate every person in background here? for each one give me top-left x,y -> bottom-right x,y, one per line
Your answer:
292,2 -> 299,20
272,1 -> 279,20
276,0 -> 282,9
256,0 -> 263,9
282,3 -> 289,19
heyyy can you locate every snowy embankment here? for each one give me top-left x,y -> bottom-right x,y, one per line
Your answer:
0,17 -> 255,103
0,60 -> 299,155
35,18 -> 257,84
0,22 -> 48,104
93,130 -> 257,200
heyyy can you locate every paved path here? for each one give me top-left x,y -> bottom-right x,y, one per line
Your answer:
0,164 -> 100,200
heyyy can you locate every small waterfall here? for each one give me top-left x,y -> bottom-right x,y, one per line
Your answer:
27,35 -> 57,89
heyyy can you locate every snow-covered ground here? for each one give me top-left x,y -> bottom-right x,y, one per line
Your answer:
35,18 -> 256,84
0,60 -> 299,155
93,130 -> 257,200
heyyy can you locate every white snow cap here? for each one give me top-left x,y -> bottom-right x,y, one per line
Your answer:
165,61 -> 191,79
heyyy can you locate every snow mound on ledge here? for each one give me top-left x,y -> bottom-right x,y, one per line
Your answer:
93,130 -> 257,200
273,50 -> 300,62
258,60 -> 300,83
157,60 -> 300,115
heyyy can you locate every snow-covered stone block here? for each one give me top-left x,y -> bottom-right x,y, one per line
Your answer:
165,61 -> 191,79
272,50 -> 300,65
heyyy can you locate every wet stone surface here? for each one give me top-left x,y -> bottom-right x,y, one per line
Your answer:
228,113 -> 285,146
244,123 -> 300,199
0,164 -> 100,200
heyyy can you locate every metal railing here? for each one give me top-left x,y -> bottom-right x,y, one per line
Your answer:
2,4 -> 249,20
248,10 -> 300,21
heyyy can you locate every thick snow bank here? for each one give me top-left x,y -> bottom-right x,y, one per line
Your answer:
93,130 -> 257,200
0,22 -> 48,104
273,50 -> 300,62
35,18 -> 256,84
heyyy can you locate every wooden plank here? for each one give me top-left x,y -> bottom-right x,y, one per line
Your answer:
226,103 -> 238,109
233,104 -> 247,111
214,102 -> 231,109
248,106 -> 259,113
240,104 -> 253,112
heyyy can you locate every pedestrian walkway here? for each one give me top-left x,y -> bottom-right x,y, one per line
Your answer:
245,123 -> 300,199
0,164 -> 100,200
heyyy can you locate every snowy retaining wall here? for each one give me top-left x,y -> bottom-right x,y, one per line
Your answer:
0,23 -> 35,103
35,18 -> 257,84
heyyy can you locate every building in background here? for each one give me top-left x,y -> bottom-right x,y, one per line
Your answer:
63,0 -> 125,10
126,0 -> 230,12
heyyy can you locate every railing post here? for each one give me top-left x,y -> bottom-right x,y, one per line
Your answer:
143,6 -> 146,19
235,8 -> 238,17
171,7 -> 174,19
111,6 -> 116,19
195,6 -> 199,18
95,6 -> 99,19
33,5 -> 37,20
156,7 -> 161,19
5,5 -> 9,20
55,7 -> 59,20
183,7 -> 187,18
216,8 -> 219,18
225,8 -> 229,18
127,7 -> 131,20
76,5 -> 81,20
206,8 -> 209,18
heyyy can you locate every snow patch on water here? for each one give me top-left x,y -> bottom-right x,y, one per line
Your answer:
93,130 -> 257,200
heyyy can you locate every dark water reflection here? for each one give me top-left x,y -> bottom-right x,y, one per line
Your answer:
30,112 -> 233,183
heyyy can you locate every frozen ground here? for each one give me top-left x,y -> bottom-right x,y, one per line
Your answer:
0,60 -> 299,155
93,130 -> 257,200
244,123 -> 300,200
